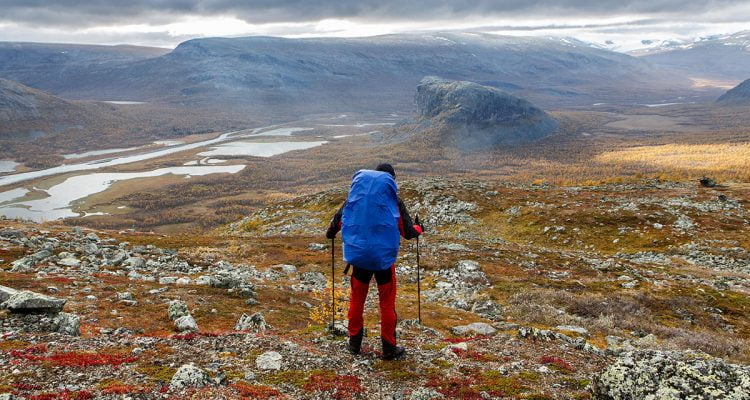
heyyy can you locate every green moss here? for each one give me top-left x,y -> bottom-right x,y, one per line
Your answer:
373,360 -> 420,381
561,378 -> 590,390
477,370 -> 527,396
135,365 -> 177,383
523,394 -> 554,400
431,359 -> 453,369
517,370 -> 541,382
261,370 -> 307,387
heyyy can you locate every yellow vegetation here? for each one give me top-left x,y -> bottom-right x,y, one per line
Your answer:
596,143 -> 750,180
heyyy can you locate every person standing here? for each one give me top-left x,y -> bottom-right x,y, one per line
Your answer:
326,163 -> 423,360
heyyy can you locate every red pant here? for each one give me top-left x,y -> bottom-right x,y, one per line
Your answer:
348,265 -> 397,345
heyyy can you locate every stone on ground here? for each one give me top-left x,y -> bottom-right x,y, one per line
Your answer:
235,312 -> 271,332
53,312 -> 81,336
167,300 -> 189,321
2,290 -> 66,313
592,350 -> 750,400
451,322 -> 497,336
256,351 -> 283,371
170,363 -> 210,390
0,285 -> 18,303
174,315 -> 198,332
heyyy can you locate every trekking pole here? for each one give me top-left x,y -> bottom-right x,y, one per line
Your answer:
331,238 -> 336,330
416,214 -> 422,325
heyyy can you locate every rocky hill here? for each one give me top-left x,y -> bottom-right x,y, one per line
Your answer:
410,76 -> 559,149
0,33 -> 691,114
717,78 -> 750,105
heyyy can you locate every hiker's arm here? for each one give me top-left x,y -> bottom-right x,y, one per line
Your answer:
397,198 -> 423,240
325,202 -> 345,239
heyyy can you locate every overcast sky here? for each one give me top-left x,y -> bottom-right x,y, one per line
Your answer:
0,0 -> 748,51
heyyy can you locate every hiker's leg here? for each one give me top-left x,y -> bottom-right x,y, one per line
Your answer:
375,265 -> 397,346
348,267 -> 372,338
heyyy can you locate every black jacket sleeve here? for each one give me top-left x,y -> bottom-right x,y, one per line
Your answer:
325,202 -> 345,239
398,198 -> 421,240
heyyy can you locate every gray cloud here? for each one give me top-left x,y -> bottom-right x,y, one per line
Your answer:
0,0 -> 747,27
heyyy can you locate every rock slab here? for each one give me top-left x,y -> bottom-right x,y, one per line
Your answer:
592,350 -> 750,400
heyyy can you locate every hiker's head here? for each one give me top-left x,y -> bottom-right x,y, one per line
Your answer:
375,163 -> 396,178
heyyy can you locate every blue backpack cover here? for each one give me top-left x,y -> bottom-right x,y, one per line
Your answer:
342,170 -> 401,271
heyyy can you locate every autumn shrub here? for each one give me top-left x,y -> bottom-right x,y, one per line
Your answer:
231,382 -> 282,399
303,371 -> 364,400
540,355 -> 576,373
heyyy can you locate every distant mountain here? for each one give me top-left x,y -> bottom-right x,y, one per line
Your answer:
717,79 -> 750,105
0,33 -> 691,114
0,42 -> 169,99
386,76 -> 558,150
634,31 -> 750,81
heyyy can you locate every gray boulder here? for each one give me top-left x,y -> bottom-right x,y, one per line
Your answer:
170,363 -> 210,390
126,256 -> 146,269
174,315 -> 198,332
57,257 -> 81,267
2,290 -> 66,313
0,285 -> 18,303
451,322 -> 497,336
256,351 -> 283,371
168,300 -> 190,321
235,312 -> 272,333
53,312 -> 81,336
592,350 -> 750,400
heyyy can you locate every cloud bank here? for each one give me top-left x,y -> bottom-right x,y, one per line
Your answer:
0,0 -> 747,49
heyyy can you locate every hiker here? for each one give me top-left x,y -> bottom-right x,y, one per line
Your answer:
326,163 -> 423,360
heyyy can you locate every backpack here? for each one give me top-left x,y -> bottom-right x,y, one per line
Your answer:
341,170 -> 401,271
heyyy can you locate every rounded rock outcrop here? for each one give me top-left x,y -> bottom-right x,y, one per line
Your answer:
413,76 -> 558,149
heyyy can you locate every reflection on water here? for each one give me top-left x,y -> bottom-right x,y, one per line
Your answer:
0,188 -> 29,204
0,129 -> 246,187
0,165 -> 245,222
197,141 -> 326,158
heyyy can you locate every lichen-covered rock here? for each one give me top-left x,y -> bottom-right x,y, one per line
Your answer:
52,312 -> 81,336
167,300 -> 189,321
256,351 -> 283,371
451,322 -> 497,336
0,285 -> 18,303
2,290 -> 66,313
592,350 -> 750,400
235,312 -> 271,333
174,315 -> 198,332
409,387 -> 445,400
170,363 -> 210,390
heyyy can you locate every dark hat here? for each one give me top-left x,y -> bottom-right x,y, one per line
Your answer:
375,163 -> 395,178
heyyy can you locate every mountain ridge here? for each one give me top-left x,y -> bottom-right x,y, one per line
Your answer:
0,32 -> 693,114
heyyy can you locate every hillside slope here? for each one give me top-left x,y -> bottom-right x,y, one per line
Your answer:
717,78 -> 750,105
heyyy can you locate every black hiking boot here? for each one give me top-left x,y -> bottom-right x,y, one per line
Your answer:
381,338 -> 405,360
348,329 -> 364,355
